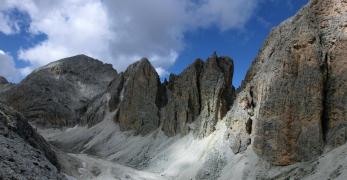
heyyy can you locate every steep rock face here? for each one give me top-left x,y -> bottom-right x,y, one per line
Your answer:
161,55 -> 234,137
80,74 -> 124,127
110,58 -> 160,135
3,55 -> 117,127
160,60 -> 203,136
315,0 -> 347,149
0,76 -> 14,100
196,55 -> 234,137
0,103 -> 66,179
232,0 -> 347,165
83,55 -> 234,137
0,76 -> 8,84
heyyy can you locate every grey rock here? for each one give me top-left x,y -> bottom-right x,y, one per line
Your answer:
0,103 -> 66,179
84,55 -> 234,138
3,54 -> 117,128
160,59 -> 204,136
0,76 -> 8,84
226,0 -> 347,165
249,2 -> 325,165
196,55 -> 234,137
111,58 -> 161,135
0,76 -> 14,102
318,0 -> 347,149
160,55 -> 234,137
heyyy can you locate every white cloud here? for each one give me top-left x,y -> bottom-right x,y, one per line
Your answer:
0,0 -> 259,78
0,50 -> 20,82
194,0 -> 258,31
155,67 -> 170,77
0,13 -> 14,34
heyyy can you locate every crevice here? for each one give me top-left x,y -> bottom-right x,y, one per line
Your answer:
155,78 -> 168,128
155,79 -> 168,109
246,118 -> 253,134
218,87 -> 233,120
109,75 -> 125,112
249,86 -> 256,108
195,60 -> 204,113
321,52 -> 330,143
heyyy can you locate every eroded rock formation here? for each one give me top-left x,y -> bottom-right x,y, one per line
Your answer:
112,58 -> 161,135
227,0 -> 347,165
160,55 -> 234,137
0,76 -> 14,100
87,55 -> 234,137
0,0 -> 345,172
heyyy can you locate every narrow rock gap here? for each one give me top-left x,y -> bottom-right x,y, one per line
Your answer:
196,61 -> 203,113
108,75 -> 125,112
321,52 -> 330,143
155,79 -> 168,109
155,78 -> 168,128
246,118 -> 253,134
249,86 -> 256,108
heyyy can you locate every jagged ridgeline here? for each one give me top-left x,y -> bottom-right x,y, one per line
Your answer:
1,54 -> 234,137
0,0 -> 347,179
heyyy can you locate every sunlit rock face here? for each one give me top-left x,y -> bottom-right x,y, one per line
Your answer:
227,0 -> 347,165
2,55 -> 117,128
160,55 -> 234,137
0,103 -> 65,179
0,1 -> 346,174
317,0 -> 347,150
93,55 -> 235,137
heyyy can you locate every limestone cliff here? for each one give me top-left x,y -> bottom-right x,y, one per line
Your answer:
85,55 -> 234,137
160,55 -> 234,137
227,0 -> 347,165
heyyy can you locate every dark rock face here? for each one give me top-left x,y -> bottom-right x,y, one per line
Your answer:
196,56 -> 234,137
160,60 -> 204,136
160,55 -> 234,137
229,0 -> 347,165
113,58 -> 160,135
0,76 -> 8,84
3,55 -> 117,127
87,55 -> 234,137
0,76 -> 14,101
0,103 -> 65,179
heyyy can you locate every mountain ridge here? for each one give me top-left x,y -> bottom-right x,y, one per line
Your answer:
0,0 -> 347,179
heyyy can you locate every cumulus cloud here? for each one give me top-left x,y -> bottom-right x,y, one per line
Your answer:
194,0 -> 258,31
0,50 -> 20,82
0,13 -> 15,34
0,0 -> 259,77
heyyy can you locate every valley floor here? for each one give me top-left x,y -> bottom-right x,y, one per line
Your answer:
37,115 -> 347,180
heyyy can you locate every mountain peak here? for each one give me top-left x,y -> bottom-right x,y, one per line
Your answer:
0,76 -> 8,84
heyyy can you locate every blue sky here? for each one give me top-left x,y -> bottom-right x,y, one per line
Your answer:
0,0 -> 308,87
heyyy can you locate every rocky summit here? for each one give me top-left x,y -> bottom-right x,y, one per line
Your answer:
2,55 -> 117,128
0,0 -> 347,179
